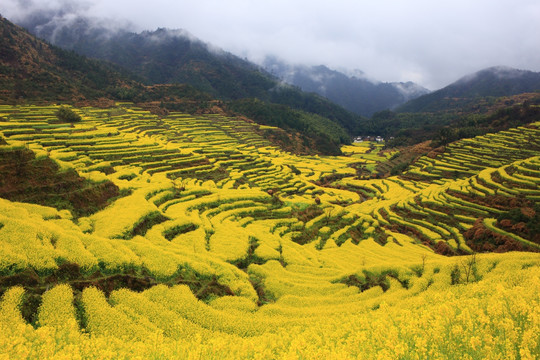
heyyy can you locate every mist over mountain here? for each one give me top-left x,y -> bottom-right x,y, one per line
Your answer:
7,9 -> 540,153
0,14 -> 362,155
16,13 -> 370,138
18,14 -> 273,98
397,66 -> 540,113
263,57 -> 429,117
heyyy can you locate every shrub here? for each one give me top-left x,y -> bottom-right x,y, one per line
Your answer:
55,107 -> 81,123
450,264 -> 461,285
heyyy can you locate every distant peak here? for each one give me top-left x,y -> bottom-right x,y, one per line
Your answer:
392,82 -> 431,99
346,69 -> 367,79
457,66 -> 531,84
482,65 -> 528,76
141,27 -> 199,43
485,65 -> 516,71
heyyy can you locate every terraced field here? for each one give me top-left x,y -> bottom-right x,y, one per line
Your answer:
405,125 -> 540,181
0,104 -> 539,359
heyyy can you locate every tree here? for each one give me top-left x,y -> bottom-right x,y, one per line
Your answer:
55,106 -> 81,123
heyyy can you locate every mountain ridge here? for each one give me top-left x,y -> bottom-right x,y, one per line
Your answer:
397,66 -> 540,113
15,14 -> 368,142
263,58 -> 430,116
0,15 -> 353,155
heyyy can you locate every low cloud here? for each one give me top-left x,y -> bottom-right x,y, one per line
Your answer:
1,0 -> 133,41
1,0 -> 91,23
1,0 -> 540,89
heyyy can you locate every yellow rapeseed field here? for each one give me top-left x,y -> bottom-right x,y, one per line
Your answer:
0,104 -> 539,359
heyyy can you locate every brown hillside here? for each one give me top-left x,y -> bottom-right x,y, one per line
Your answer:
0,14 -> 137,102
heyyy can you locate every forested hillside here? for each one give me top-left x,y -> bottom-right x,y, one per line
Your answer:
397,66 -> 540,113
17,17 -> 367,139
0,15 -> 358,155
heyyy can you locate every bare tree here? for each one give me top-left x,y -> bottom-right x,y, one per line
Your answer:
460,252 -> 478,283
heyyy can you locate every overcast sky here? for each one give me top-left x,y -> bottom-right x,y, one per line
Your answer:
2,0 -> 540,89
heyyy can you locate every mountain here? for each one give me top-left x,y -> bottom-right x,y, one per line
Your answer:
0,14 -> 219,109
0,15 -> 354,155
397,66 -> 540,113
17,15 -> 366,136
20,14 -> 275,99
263,58 -> 429,117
